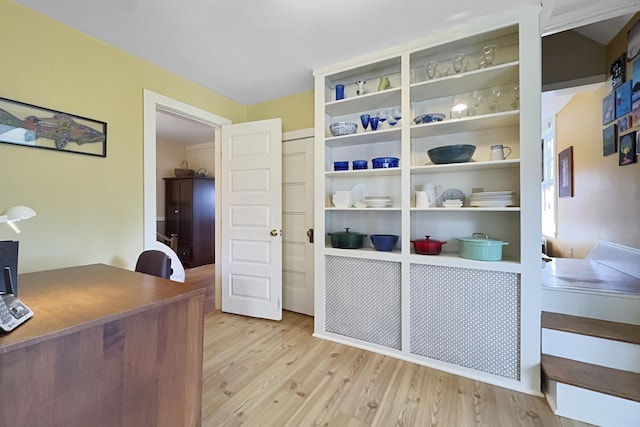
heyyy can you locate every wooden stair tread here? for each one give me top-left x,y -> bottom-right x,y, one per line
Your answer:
542,311 -> 640,345
541,354 -> 640,403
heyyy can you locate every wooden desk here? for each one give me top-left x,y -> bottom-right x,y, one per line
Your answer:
0,264 -> 205,427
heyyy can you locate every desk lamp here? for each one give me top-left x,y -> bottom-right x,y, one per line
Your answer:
0,205 -> 37,233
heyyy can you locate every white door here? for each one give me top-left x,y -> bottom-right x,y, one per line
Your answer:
221,119 -> 282,320
282,133 -> 314,316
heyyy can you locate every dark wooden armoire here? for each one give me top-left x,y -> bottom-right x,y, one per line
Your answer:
164,176 -> 215,268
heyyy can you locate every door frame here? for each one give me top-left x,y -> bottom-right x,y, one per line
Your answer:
143,90 -> 230,302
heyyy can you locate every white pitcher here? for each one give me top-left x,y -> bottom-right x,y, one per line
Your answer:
423,183 -> 442,207
490,144 -> 512,161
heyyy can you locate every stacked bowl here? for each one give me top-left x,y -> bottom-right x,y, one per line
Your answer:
331,190 -> 352,208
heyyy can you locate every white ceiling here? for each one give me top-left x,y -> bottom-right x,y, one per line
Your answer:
12,0 -> 640,142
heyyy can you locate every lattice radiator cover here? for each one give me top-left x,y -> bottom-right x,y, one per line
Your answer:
410,264 -> 521,379
325,256 -> 402,349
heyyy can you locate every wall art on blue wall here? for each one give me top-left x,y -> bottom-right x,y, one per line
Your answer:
615,80 -> 632,118
619,131 -> 637,166
603,92 -> 615,125
603,124 -> 617,156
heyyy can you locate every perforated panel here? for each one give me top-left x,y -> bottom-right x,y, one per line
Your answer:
325,256 -> 401,349
410,264 -> 521,379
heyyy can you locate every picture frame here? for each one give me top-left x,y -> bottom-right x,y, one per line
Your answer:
619,115 -> 631,132
628,19 -> 640,62
603,124 -> 618,156
0,97 -> 107,157
610,53 -> 626,90
558,146 -> 573,198
615,80 -> 632,118
619,131 -> 637,166
637,132 -> 640,156
603,91 -> 615,125
633,59 -> 640,95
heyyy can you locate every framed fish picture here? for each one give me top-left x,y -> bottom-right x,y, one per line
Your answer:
0,97 -> 106,157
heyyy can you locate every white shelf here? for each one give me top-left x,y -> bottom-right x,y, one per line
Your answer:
410,61 -> 519,101
326,87 -> 402,117
326,167 -> 401,177
326,207 -> 402,211
410,110 -> 519,138
325,127 -> 401,148
411,206 -> 520,212
408,251 -> 521,273
411,158 -> 519,173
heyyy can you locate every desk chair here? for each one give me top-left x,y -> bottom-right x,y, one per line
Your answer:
135,250 -> 172,279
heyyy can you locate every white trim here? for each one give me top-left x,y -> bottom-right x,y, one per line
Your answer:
283,128 -> 313,142
541,0 -> 640,37
143,90 -> 230,301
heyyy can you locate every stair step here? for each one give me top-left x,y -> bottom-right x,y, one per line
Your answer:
542,311 -> 640,344
541,354 -> 640,403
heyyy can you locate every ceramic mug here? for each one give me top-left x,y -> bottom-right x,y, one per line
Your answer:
415,191 -> 428,208
490,144 -> 512,161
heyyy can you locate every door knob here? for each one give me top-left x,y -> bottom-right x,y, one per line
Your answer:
270,229 -> 278,237
307,228 -> 314,243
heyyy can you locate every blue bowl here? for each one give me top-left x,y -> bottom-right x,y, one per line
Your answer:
352,160 -> 368,170
372,157 -> 399,168
334,161 -> 349,171
370,234 -> 399,251
427,144 -> 476,164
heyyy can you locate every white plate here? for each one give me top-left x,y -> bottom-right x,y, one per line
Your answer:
350,184 -> 368,208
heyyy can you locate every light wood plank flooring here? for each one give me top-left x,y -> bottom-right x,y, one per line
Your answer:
201,310 -> 594,427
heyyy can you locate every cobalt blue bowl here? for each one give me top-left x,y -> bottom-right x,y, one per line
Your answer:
372,157 -> 399,168
333,161 -> 349,171
370,234 -> 399,251
352,159 -> 368,170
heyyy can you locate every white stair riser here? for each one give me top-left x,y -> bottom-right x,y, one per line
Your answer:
542,329 -> 640,373
542,288 -> 640,325
544,379 -> 640,427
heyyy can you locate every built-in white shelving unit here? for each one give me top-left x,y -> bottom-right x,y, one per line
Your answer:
313,7 -> 542,395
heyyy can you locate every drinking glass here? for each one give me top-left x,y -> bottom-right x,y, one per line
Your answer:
489,86 -> 501,113
511,85 -> 520,110
377,109 -> 388,128
452,53 -> 465,73
368,116 -> 379,131
425,60 -> 438,80
360,114 -> 370,131
482,45 -> 497,67
471,90 -> 483,115
391,106 -> 401,121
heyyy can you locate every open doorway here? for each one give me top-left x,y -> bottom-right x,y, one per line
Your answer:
143,90 -> 231,312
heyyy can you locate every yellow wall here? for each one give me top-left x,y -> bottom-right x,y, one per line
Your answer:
0,1 -> 247,272
551,14 -> 640,258
247,90 -> 314,133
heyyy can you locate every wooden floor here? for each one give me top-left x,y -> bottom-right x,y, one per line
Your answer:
200,310 -> 594,427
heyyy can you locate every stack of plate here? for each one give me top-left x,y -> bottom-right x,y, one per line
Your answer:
332,190 -> 352,208
469,191 -> 515,207
364,195 -> 391,208
442,199 -> 463,208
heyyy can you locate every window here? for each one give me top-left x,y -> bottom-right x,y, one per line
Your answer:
541,122 -> 556,238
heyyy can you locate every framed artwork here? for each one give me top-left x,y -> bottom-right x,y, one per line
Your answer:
637,132 -> 640,156
603,124 -> 618,156
603,91 -> 615,125
632,99 -> 640,124
0,97 -> 107,157
619,115 -> 631,132
610,53 -> 626,90
558,146 -> 573,198
615,80 -> 632,118
634,59 -> 640,96
619,131 -> 637,165
628,19 -> 640,62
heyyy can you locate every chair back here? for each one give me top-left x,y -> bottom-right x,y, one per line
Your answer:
135,250 -> 172,279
